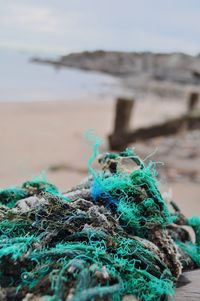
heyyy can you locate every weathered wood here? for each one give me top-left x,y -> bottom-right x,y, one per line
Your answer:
109,110 -> 200,150
192,70 -> 200,79
113,97 -> 134,134
188,92 -> 199,112
174,269 -> 200,300
109,98 -> 134,150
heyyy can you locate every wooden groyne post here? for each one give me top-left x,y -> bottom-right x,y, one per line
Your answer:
109,92 -> 200,151
187,92 -> 199,112
109,97 -> 134,150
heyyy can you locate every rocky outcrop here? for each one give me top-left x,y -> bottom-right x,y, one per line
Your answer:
32,51 -> 200,82
31,50 -> 200,98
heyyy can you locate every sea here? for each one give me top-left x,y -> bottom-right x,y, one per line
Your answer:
0,49 -> 122,102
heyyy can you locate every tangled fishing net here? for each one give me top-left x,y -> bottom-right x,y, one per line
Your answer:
0,139 -> 200,301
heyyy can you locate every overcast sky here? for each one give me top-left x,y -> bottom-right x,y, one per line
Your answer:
0,0 -> 200,55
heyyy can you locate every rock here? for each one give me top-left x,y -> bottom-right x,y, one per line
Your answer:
31,51 -> 200,98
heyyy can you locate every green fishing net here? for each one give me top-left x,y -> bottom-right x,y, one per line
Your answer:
0,143 -> 199,301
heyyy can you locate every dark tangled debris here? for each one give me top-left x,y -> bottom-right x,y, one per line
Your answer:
0,148 -> 200,301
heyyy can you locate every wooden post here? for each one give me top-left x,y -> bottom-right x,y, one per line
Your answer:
109,94 -> 200,151
188,92 -> 199,112
109,97 -> 134,150
113,97 -> 134,134
109,110 -> 200,151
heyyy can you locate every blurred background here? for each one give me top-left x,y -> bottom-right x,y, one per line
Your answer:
0,0 -> 200,215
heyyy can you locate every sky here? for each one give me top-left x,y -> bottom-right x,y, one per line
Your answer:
0,0 -> 200,55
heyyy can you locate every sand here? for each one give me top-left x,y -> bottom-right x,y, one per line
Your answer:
0,97 -> 199,216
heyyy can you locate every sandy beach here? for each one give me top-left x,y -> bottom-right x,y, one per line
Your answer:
1,3 -> 200,300
0,97 -> 199,216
